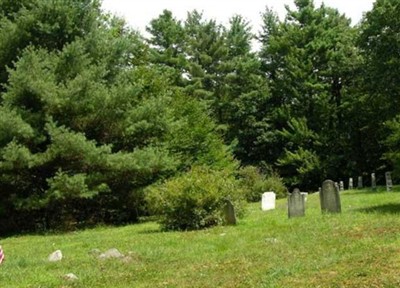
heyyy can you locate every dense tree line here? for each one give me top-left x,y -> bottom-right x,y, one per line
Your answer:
0,0 -> 399,232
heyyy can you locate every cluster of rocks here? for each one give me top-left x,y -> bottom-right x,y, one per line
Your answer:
47,247 -> 132,282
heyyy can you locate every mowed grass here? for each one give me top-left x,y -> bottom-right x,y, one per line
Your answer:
1,187 -> 400,288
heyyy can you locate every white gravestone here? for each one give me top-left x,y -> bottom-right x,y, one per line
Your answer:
300,192 -> 308,202
261,192 -> 276,211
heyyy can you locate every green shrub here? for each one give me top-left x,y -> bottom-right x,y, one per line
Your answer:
145,166 -> 245,231
238,166 -> 287,202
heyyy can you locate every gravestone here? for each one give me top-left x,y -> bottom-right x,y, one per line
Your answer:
320,180 -> 341,214
261,192 -> 276,211
357,176 -> 363,189
339,181 -> 344,191
288,188 -> 305,218
335,182 -> 339,191
300,192 -> 308,202
349,178 -> 353,190
224,199 -> 237,225
385,172 -> 393,192
371,173 -> 377,191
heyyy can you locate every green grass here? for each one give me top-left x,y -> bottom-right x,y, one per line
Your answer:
1,187 -> 400,287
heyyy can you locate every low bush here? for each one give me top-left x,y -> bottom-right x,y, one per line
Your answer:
238,166 -> 287,202
145,166 -> 245,231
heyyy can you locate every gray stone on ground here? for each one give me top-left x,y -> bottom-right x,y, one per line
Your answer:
385,172 -> 393,192
99,248 -> 124,260
339,181 -> 344,191
63,273 -> 78,281
371,173 -> 377,191
320,180 -> 341,214
48,250 -> 62,262
288,188 -> 305,218
224,199 -> 236,225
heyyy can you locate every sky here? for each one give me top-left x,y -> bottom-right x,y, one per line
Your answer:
101,0 -> 376,36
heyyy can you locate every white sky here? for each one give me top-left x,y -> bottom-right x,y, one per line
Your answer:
101,0 -> 375,36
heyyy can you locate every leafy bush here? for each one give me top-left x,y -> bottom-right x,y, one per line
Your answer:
145,166 -> 245,231
238,166 -> 287,202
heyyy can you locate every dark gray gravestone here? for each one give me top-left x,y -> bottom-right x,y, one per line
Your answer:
385,172 -> 393,192
320,180 -> 341,214
288,188 -> 305,218
349,178 -> 353,190
339,181 -> 344,191
371,173 -> 377,191
224,200 -> 236,225
357,176 -> 363,189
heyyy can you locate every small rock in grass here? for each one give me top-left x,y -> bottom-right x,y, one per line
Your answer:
48,250 -> 62,262
99,248 -> 124,259
63,273 -> 78,281
265,238 -> 278,244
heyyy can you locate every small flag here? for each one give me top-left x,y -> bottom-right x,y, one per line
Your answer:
0,245 -> 4,264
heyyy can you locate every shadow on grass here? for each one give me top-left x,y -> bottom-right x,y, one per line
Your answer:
357,204 -> 400,215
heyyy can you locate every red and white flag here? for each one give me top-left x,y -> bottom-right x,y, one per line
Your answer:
0,246 -> 4,264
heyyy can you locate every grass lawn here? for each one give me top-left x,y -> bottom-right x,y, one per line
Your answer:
1,186 -> 400,287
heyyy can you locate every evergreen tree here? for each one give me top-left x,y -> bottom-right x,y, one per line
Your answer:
259,0 -> 359,188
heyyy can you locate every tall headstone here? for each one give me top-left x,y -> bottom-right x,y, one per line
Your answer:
288,188 -> 305,218
371,173 -> 377,191
224,200 -> 236,225
349,178 -> 353,190
385,172 -> 393,192
357,176 -> 363,189
320,180 -> 341,214
261,192 -> 276,211
339,181 -> 344,191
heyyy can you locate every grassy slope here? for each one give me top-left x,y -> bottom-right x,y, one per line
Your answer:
1,187 -> 400,288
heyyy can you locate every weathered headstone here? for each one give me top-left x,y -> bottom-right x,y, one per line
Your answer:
371,173 -> 377,191
224,199 -> 236,225
357,176 -> 363,189
318,187 -> 321,193
320,180 -> 341,214
339,181 -> 344,191
385,172 -> 393,192
335,182 -> 339,191
349,178 -> 353,190
288,188 -> 305,218
261,192 -> 276,211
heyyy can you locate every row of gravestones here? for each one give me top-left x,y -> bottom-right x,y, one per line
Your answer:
224,172 -> 394,223
326,171 -> 393,193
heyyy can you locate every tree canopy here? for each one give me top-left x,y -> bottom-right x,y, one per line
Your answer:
0,0 -> 399,233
